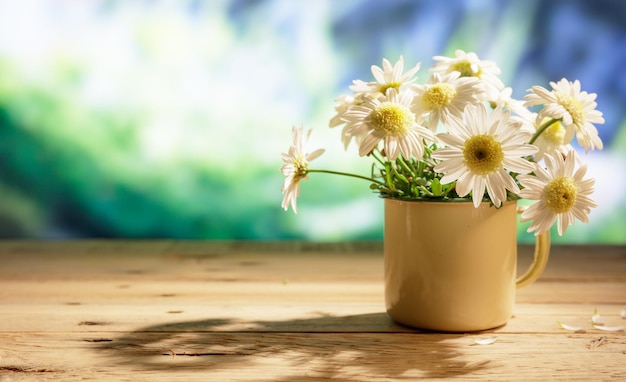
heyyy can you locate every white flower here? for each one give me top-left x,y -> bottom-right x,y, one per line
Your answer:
491,87 -> 531,119
432,103 -> 537,207
330,94 -> 358,128
280,126 -> 325,213
350,56 -> 421,97
518,150 -> 597,236
431,49 -> 505,100
530,116 -> 574,161
412,71 -> 482,131
329,93 -> 368,149
524,78 -> 604,152
511,108 -> 573,161
341,88 -> 434,161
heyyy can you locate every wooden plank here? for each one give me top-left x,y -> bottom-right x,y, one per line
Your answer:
1,242 -> 625,283
1,299 -> 625,333
1,331 -> 624,381
0,241 -> 625,381
1,278 -> 625,306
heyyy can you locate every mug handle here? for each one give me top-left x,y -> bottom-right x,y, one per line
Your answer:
516,205 -> 551,289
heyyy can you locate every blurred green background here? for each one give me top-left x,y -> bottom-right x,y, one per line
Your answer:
0,0 -> 624,243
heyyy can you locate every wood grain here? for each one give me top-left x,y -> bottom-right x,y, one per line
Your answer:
0,241 -> 625,381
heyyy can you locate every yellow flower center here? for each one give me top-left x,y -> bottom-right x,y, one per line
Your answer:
452,60 -> 481,78
463,135 -> 504,175
543,177 -> 578,213
369,103 -> 413,136
555,92 -> 585,126
293,158 -> 308,180
422,83 -> 456,109
538,118 -> 566,145
379,82 -> 402,95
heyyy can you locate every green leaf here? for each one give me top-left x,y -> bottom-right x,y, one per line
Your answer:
431,178 -> 442,196
396,173 -> 409,184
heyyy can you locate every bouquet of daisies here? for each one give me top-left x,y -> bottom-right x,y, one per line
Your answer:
280,50 -> 604,236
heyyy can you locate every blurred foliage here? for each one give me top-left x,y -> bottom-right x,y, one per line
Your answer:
0,0 -> 624,242
0,58 -> 286,238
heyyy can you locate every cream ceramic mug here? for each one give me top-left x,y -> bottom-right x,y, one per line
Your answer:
384,199 -> 550,332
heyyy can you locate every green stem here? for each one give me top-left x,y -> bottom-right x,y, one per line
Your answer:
396,156 -> 416,178
370,149 -> 387,167
307,169 -> 385,186
528,117 -> 561,145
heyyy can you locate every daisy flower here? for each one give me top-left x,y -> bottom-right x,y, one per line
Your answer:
518,150 -> 597,236
330,94 -> 361,128
350,56 -> 421,97
412,71 -> 482,131
431,49 -> 505,100
524,78 -> 604,152
341,88 -> 435,161
280,126 -> 325,213
432,103 -> 537,207
530,116 -> 573,161
491,87 -> 531,120
329,93 -> 368,149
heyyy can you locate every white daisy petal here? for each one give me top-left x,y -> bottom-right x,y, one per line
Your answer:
591,309 -> 605,325
472,336 -> 497,345
558,320 -> 585,332
472,175 -> 487,207
453,171 -> 473,197
485,175 -> 504,207
593,325 -> 625,332
436,132 -> 466,148
502,157 -> 536,174
306,148 -> 325,162
517,173 -> 546,189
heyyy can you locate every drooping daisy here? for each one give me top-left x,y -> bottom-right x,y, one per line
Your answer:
524,78 -> 604,152
330,94 -> 360,128
432,103 -> 538,207
350,56 -> 421,97
431,49 -> 505,100
490,87 -> 531,120
518,150 -> 597,236
341,88 -> 434,160
328,93 -> 369,150
280,126 -> 325,213
412,71 -> 483,131
529,116 -> 574,161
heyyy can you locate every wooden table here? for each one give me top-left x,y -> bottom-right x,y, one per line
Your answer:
0,241 -> 625,381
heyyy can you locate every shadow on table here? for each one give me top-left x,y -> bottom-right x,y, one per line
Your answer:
95,312 -> 493,380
